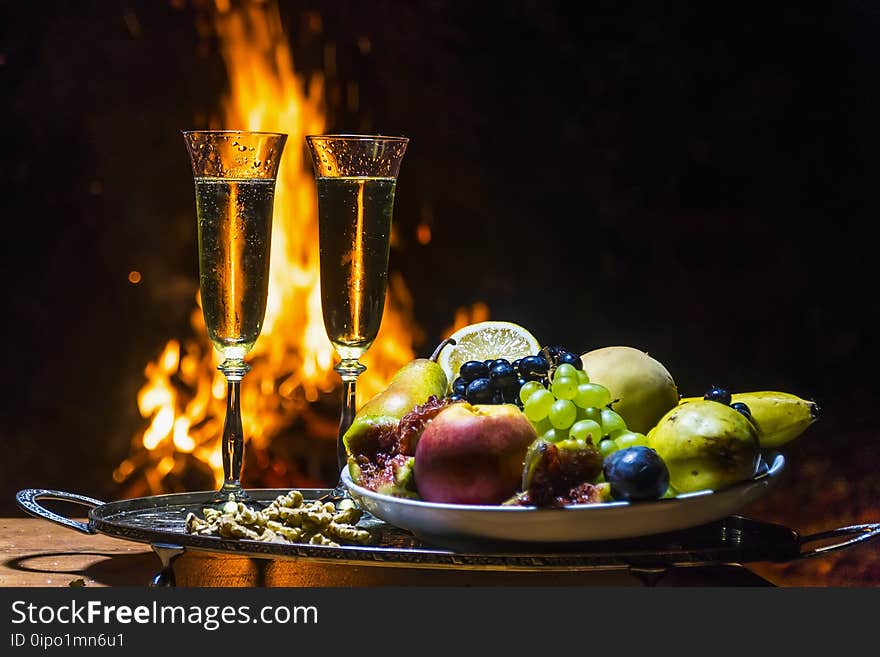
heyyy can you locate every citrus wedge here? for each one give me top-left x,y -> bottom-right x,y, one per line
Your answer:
439,321 -> 541,389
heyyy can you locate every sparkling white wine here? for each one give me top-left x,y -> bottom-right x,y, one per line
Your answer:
195,177 -> 275,359
316,176 -> 396,359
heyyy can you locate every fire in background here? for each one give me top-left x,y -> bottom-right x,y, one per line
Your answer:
115,0 -> 484,496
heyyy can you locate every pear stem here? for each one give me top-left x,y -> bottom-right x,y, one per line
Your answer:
429,338 -> 456,362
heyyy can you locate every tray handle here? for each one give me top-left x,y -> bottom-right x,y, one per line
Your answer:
797,523 -> 880,558
15,489 -> 104,535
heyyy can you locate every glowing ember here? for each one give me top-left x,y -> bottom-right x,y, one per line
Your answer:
116,1 -> 424,495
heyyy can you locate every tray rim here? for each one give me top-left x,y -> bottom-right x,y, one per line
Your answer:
77,489 -> 800,571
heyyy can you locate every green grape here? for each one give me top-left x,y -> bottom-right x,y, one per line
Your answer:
600,408 -> 627,435
573,385 -> 592,409
576,370 -> 590,384
542,427 -> 567,444
519,380 -> 544,405
574,383 -> 611,409
533,417 -> 553,435
551,376 -> 578,400
614,431 -> 648,450
598,438 -> 618,457
569,419 -> 602,444
524,389 -> 554,421
553,363 -> 578,381
549,399 -> 577,429
582,407 -> 602,424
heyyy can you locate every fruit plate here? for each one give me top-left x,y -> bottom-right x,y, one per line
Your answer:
342,453 -> 786,546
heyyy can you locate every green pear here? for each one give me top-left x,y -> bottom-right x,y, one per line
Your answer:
648,400 -> 760,493
343,339 -> 453,466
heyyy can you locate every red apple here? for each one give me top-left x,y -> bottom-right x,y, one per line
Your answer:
414,403 -> 537,505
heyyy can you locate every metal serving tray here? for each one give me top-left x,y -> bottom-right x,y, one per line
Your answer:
15,487 -> 880,584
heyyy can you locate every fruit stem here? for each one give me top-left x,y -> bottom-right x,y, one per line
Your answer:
539,346 -> 556,380
429,338 -> 456,362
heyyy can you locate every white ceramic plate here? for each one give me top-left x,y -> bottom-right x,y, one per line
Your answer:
342,453 -> 785,545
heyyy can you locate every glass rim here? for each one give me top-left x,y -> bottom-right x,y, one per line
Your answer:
305,133 -> 409,143
182,129 -> 288,138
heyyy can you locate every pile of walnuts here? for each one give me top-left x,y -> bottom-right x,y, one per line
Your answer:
184,491 -> 372,547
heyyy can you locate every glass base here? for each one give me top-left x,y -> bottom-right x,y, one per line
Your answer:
210,484 -> 265,510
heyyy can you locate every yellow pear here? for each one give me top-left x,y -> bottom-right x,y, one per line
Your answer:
580,346 -> 679,434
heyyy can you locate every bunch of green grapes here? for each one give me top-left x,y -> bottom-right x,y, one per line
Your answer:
519,363 -> 648,457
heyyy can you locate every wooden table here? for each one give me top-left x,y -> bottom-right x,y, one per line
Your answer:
1,517 -> 808,587
1,518 -> 158,587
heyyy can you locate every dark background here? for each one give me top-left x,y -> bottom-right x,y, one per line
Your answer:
2,1 -> 878,582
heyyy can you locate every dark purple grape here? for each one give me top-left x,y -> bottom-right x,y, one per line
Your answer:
465,378 -> 493,404
502,386 -> 520,404
518,355 -> 549,380
512,358 -> 522,374
459,360 -> 489,381
704,386 -> 732,405
496,380 -> 520,395
731,402 -> 752,419
492,390 -> 505,404
557,351 -> 583,369
603,447 -> 669,501
489,362 -> 517,387
448,394 -> 464,402
452,377 -> 468,397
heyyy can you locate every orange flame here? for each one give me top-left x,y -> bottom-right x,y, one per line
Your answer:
442,302 -> 491,338
117,1 -> 421,494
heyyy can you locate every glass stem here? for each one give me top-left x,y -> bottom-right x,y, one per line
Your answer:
334,359 -> 366,472
218,359 -> 251,500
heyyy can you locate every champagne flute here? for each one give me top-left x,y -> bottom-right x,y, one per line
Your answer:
306,134 -> 408,495
183,130 -> 288,504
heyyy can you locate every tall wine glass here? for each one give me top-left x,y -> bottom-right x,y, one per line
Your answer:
306,134 -> 408,492
183,130 -> 288,504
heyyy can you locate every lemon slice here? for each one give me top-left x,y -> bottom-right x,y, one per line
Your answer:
439,321 -> 541,389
